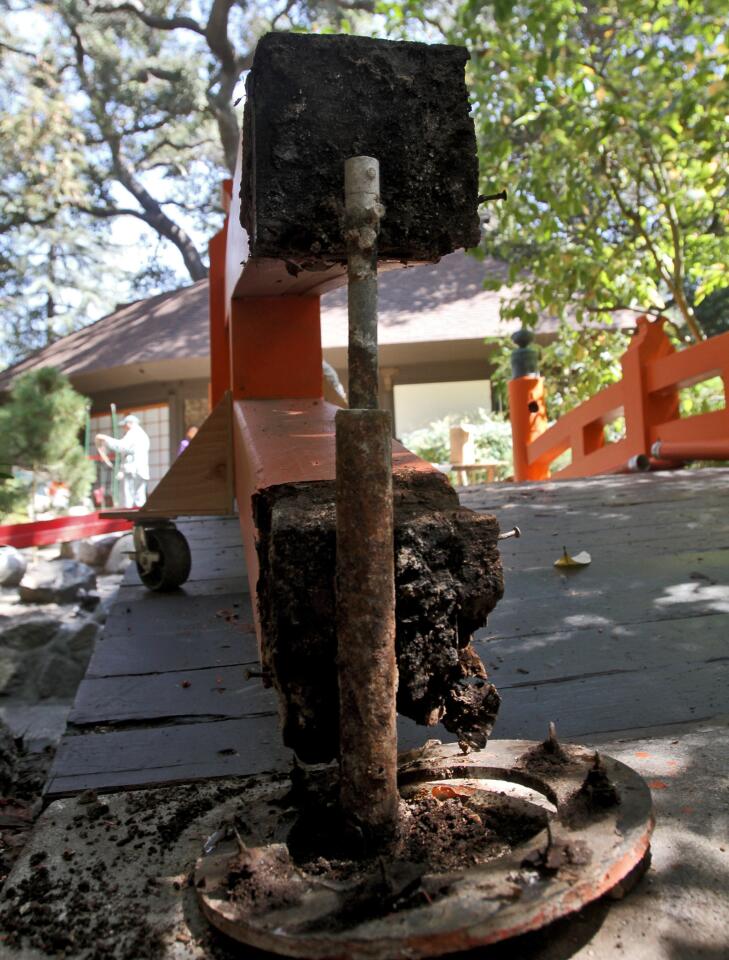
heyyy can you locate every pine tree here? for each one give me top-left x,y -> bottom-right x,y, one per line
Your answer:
0,368 -> 94,520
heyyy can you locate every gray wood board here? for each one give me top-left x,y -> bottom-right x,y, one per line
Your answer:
86,629 -> 258,679
477,613 -> 729,687
69,666 -> 274,726
119,576 -> 248,598
46,716 -> 293,797
493,658 -> 729,741
458,467 -> 729,509
101,591 -> 255,642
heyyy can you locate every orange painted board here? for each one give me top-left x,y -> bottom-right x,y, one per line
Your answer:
233,398 -> 436,492
649,408 -> 729,445
228,297 -> 323,400
647,330 -> 729,393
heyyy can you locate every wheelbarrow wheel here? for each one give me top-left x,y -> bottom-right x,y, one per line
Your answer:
136,527 -> 191,592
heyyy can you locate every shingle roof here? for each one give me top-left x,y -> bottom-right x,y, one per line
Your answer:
0,252 -> 546,389
0,281 -> 210,390
321,252 -> 521,347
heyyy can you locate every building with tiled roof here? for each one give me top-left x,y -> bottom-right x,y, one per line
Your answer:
0,251 -> 560,484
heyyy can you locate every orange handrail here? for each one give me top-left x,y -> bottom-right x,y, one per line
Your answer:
509,316 -> 729,481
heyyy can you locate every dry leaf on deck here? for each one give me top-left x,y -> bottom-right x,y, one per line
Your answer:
554,547 -> 592,568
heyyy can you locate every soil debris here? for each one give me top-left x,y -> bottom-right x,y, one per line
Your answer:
221,790 -> 547,933
255,471 -> 503,763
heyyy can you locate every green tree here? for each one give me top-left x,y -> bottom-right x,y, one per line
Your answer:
1,1 -> 375,366
452,0 -> 728,343
0,368 -> 94,519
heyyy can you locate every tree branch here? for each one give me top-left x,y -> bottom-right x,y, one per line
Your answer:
0,39 -> 36,58
90,3 -> 204,35
109,139 -> 208,280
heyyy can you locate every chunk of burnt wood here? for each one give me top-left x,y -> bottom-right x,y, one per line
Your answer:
254,470 -> 503,763
241,32 -> 481,264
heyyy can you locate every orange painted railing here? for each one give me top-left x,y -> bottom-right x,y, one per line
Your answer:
509,316 -> 729,481
0,512 -> 132,549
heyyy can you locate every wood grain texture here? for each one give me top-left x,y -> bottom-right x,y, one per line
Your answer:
135,392 -> 234,519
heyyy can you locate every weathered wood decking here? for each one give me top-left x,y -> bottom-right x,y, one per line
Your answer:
46,468 -> 729,799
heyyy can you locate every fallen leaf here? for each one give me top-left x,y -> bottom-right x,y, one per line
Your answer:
554,547 -> 592,568
181,680 -> 192,688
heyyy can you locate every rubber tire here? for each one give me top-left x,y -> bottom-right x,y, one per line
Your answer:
136,528 -> 192,592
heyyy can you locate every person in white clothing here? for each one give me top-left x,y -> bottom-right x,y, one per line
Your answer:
95,414 -> 151,508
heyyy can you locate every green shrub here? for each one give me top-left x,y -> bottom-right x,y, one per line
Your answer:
402,409 -> 514,481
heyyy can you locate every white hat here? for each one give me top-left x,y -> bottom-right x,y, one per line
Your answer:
122,414 -> 140,426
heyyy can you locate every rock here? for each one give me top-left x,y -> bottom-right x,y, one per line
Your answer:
103,533 -> 134,574
0,651 -> 25,697
256,470 -> 503,763
0,546 -> 27,588
60,535 -> 120,569
18,560 -> 96,605
0,616 -> 59,651
0,720 -> 18,792
51,620 -> 100,661
36,653 -> 85,700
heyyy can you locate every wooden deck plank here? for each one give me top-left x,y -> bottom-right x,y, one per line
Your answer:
45,716 -> 292,796
69,666 -> 273,726
478,613 -> 728,684
101,591 -> 255,642
494,659 -> 729,741
86,629 -> 258,679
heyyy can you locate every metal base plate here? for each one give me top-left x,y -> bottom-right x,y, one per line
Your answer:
195,739 -> 654,959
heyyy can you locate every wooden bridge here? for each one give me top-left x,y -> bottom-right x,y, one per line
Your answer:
46,466 -> 729,797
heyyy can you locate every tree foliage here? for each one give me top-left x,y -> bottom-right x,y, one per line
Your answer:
0,367 -> 94,518
453,0 -> 728,342
1,0 -> 374,366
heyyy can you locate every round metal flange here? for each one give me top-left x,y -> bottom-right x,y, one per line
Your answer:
195,739 -> 654,959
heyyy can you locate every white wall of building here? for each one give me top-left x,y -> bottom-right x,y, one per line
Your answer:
393,379 -> 492,437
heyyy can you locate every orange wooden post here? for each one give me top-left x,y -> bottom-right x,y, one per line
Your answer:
507,329 -> 549,481
209,226 -> 231,408
508,376 -> 550,481
620,316 -> 679,460
228,296 -> 322,400
208,180 -> 233,409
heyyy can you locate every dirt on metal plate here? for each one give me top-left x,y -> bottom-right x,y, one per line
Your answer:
195,739 -> 654,959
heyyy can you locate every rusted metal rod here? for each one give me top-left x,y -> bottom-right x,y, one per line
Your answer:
344,156 -> 384,410
336,157 -> 399,843
336,408 -> 398,842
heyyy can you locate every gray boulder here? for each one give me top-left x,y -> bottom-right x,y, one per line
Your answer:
103,532 -> 134,574
19,559 -> 96,605
51,619 -> 100,662
0,615 -> 59,651
36,652 -> 85,699
0,546 -> 27,588
0,720 -> 18,792
60,535 -> 120,568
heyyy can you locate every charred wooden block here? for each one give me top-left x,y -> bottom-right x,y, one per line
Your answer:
255,471 -> 503,763
241,32 -> 481,264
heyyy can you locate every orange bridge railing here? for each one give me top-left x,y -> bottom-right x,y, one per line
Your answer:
509,316 -> 729,482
